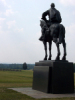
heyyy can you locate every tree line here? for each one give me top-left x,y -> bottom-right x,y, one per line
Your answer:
0,63 -> 34,70
0,63 -> 75,71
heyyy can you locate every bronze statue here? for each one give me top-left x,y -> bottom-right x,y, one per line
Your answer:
39,3 -> 66,60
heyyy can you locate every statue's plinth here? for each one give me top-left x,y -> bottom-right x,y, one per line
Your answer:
32,60 -> 74,94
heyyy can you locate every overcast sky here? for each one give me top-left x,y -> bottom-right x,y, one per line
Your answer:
0,0 -> 75,64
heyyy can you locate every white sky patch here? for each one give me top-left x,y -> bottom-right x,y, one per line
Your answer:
36,31 -> 41,38
0,0 -> 11,8
5,9 -> 14,16
72,11 -> 75,15
0,26 -> 4,34
17,28 -> 24,33
60,0 -> 75,6
38,16 -> 41,20
7,20 -> 16,29
66,23 -> 75,41
0,18 -> 5,24
0,0 -> 7,6
66,23 -> 75,34
65,24 -> 75,62
0,12 -> 3,16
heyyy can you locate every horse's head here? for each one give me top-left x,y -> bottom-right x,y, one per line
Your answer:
40,19 -> 47,29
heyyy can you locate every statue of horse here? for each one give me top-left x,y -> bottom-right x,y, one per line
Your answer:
39,19 -> 67,60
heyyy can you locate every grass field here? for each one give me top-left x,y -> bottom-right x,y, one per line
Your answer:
0,70 -> 75,100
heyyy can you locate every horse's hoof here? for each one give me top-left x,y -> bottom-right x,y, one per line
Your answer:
44,57 -> 47,60
62,56 -> 66,60
55,56 -> 60,60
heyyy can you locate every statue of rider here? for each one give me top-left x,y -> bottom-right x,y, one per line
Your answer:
39,3 -> 62,41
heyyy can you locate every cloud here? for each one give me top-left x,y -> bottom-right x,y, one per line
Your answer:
0,0 -> 11,8
60,0 -> 75,6
72,11 -> 75,16
0,18 -> 5,24
0,0 -> 7,6
7,20 -> 16,29
65,24 -> 75,45
17,28 -> 24,33
66,23 -> 75,38
5,9 -> 14,16
64,23 -> 75,48
0,26 -> 4,34
65,23 -> 75,62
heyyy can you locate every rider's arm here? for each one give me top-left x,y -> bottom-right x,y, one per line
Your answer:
59,13 -> 62,23
58,11 -> 62,23
42,10 -> 49,22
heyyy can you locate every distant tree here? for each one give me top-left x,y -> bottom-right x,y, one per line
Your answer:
23,62 -> 27,70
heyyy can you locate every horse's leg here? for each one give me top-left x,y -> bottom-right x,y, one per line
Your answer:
43,41 -> 47,60
55,43 -> 60,60
48,40 -> 52,60
62,39 -> 67,60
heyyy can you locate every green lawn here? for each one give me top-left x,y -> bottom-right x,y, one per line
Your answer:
0,70 -> 32,88
0,70 -> 75,100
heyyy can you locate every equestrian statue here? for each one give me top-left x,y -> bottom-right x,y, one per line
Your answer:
39,3 -> 67,60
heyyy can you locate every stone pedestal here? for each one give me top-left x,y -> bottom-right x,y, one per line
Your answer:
32,60 -> 74,94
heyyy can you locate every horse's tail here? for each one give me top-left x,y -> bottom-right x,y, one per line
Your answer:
59,24 -> 65,43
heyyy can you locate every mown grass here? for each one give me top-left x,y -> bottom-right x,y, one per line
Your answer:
0,70 -> 75,100
0,70 -> 32,87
